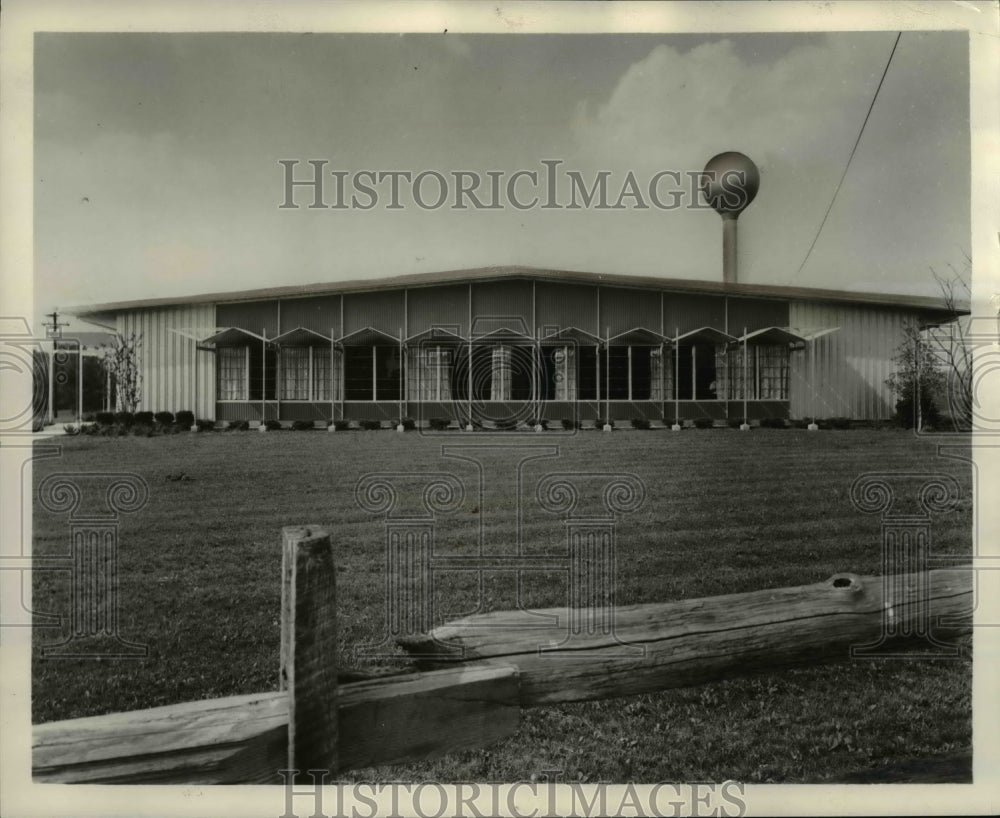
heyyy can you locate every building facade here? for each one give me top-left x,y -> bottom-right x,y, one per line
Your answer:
68,267 -> 959,426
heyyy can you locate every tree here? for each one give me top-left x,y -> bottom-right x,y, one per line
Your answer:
101,332 -> 142,413
885,323 -> 945,430
885,257 -> 971,431
923,263 -> 973,431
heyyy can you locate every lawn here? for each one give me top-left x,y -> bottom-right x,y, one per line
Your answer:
31,428 -> 972,783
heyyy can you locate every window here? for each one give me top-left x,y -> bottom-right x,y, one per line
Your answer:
676,342 -> 721,400
312,348 -> 331,401
344,345 -> 401,401
408,346 -> 454,401
577,346 -> 598,400
247,345 -> 278,401
601,346 -> 654,400
281,346 -> 331,401
728,345 -> 789,400
281,347 -> 310,400
218,346 -> 247,400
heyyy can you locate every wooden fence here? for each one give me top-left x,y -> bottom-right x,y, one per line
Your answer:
32,525 -> 972,784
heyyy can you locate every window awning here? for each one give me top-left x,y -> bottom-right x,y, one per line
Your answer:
201,327 -> 270,346
607,327 -> 667,346
788,326 -> 841,342
405,326 -> 467,344
472,327 -> 534,343
337,326 -> 400,346
539,326 -> 603,346
272,327 -> 334,346
733,326 -> 809,346
673,327 -> 736,345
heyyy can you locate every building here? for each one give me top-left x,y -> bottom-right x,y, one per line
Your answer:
65,266 -> 962,427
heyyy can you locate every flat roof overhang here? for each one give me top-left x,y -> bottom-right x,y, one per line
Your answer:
64,265 -> 968,323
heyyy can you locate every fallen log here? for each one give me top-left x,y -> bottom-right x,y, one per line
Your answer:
32,664 -> 519,784
398,567 -> 972,706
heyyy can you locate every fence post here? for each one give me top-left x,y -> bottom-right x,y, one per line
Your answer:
281,525 -> 338,777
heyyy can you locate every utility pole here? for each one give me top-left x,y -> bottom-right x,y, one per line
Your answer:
42,310 -> 68,426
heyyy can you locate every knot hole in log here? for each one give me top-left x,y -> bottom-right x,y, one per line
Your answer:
828,573 -> 863,594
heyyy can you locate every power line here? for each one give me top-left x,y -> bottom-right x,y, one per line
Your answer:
794,31 -> 902,279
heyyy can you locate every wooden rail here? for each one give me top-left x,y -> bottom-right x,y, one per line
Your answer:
33,526 -> 519,784
31,524 -> 971,784
399,567 -> 973,705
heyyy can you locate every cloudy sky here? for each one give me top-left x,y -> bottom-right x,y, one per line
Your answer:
34,29 -> 969,328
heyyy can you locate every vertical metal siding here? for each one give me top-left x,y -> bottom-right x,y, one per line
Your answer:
534,282 -> 598,334
279,295 -> 341,336
599,287 -> 660,336
662,294 -> 726,335
342,290 -> 405,336
407,285 -> 469,336
216,301 -> 279,337
471,281 -> 533,328
725,297 -> 789,334
789,301 -> 914,420
117,303 -> 215,418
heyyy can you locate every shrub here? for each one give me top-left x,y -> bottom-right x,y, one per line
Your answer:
114,411 -> 135,427
83,413 -> 96,422
821,416 -> 853,430
528,418 -> 549,430
82,423 -> 101,436
264,419 -> 283,431
396,417 -> 417,431
292,420 -> 316,431
759,417 -> 787,429
693,417 -> 714,429
195,418 -> 215,432
176,410 -> 195,428
360,419 -> 382,431
331,419 -> 351,431
132,423 -> 156,437
63,424 -> 80,435
428,417 -> 451,431
727,417 -> 744,429
134,411 -> 155,425
630,418 -> 651,430
227,420 -> 250,431
96,411 -> 115,426
154,411 -> 175,426
560,418 -> 579,431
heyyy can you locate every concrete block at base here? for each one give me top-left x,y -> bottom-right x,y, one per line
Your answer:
671,424 -> 682,432
396,424 -> 405,433
328,424 -> 336,432
739,423 -> 751,431
603,424 -> 613,432
807,423 -> 819,431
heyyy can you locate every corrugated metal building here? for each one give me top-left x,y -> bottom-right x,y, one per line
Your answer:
68,266 -> 961,425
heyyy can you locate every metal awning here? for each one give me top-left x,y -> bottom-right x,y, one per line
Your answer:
272,327 -> 333,345
539,326 -> 603,346
405,326 -> 467,344
337,326 -> 400,346
607,327 -> 667,346
788,327 -> 841,342
673,327 -> 736,345
201,327 -> 270,346
733,326 -> 808,346
472,327 -> 534,343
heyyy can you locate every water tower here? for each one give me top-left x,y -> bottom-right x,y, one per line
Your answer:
700,152 -> 760,284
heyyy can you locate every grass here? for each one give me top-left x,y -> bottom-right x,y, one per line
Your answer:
31,428 -> 972,783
